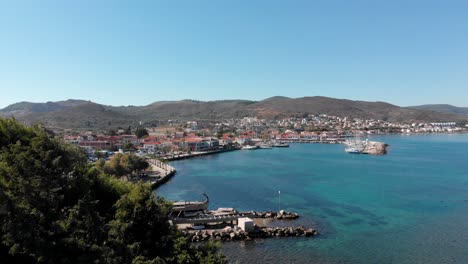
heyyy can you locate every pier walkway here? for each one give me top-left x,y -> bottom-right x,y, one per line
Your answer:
171,212 -> 255,224
277,138 -> 345,144
148,159 -> 176,188
163,148 -> 240,161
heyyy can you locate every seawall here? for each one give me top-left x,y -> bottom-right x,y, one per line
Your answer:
148,159 -> 177,189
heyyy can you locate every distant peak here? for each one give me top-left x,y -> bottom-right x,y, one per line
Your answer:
262,96 -> 291,101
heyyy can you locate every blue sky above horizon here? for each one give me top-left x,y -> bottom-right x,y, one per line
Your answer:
1,0 -> 468,108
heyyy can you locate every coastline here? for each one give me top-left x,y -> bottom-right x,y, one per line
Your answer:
149,148 -> 241,189
163,147 -> 241,162
148,159 -> 177,189
150,137 -> 388,189
155,134 -> 468,263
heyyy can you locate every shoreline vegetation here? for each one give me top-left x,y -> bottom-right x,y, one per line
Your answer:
0,118 -> 227,263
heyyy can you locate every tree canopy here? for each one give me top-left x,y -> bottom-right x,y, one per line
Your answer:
102,153 -> 149,177
0,118 -> 226,264
135,127 -> 149,139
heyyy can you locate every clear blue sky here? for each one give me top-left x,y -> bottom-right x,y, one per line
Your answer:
1,0 -> 467,108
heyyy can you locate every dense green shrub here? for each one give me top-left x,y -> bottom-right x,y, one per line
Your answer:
0,118 -> 226,264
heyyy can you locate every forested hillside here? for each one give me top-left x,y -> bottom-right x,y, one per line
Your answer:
0,118 -> 226,263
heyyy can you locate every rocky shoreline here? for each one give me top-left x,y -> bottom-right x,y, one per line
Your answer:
362,141 -> 388,155
183,225 -> 318,243
178,210 -> 316,243
250,210 -> 300,220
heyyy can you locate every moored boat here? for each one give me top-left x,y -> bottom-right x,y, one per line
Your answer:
258,143 -> 273,149
344,138 -> 366,154
344,146 -> 363,154
172,193 -> 209,212
242,145 -> 258,150
273,142 -> 289,148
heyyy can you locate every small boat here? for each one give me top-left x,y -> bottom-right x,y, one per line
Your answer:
172,193 -> 209,212
344,146 -> 362,154
258,143 -> 273,149
183,211 -> 201,217
242,145 -> 258,150
190,224 -> 206,230
344,138 -> 366,154
273,142 -> 289,148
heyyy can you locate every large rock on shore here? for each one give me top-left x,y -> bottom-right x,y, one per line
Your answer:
363,141 -> 388,155
183,225 -> 318,242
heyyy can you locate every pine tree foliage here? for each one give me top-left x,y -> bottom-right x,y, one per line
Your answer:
0,118 -> 226,264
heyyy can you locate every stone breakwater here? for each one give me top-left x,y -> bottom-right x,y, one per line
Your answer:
250,210 -> 300,220
183,226 -> 318,243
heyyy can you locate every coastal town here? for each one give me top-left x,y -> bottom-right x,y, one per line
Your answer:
56,114 -> 467,245
62,114 -> 466,159
3,1 -> 468,262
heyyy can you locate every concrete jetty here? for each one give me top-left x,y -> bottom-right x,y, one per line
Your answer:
172,212 -> 256,224
163,148 -> 240,161
148,159 -> 176,188
171,210 -> 300,225
171,209 -> 314,243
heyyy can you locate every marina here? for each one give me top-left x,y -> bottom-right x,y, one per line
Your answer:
166,192 -> 312,243
3,1 -> 467,263
157,134 -> 468,263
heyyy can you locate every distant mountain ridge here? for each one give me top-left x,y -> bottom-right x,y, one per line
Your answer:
408,104 -> 468,116
1,97 -> 467,130
1,99 -> 90,117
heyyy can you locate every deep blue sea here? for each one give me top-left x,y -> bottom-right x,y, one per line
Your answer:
156,134 -> 468,264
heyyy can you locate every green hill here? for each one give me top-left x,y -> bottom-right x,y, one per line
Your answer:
408,104 -> 468,116
2,97 -> 467,130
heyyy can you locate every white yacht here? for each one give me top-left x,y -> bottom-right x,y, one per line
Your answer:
258,143 -> 273,149
344,138 -> 366,154
344,146 -> 363,154
242,145 -> 258,150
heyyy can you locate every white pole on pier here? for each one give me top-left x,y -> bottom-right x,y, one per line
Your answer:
278,190 -> 281,212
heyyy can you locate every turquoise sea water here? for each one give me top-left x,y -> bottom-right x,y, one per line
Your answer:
156,134 -> 468,263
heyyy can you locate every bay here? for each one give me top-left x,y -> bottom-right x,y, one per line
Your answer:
156,134 -> 468,263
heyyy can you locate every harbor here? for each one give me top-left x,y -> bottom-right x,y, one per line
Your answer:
142,137 -> 388,189
145,135 -> 388,248
166,193 -> 317,243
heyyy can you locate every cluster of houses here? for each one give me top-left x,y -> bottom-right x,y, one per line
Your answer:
65,133 -> 224,154
63,115 -> 465,156
64,129 -> 347,157
399,122 -> 462,133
